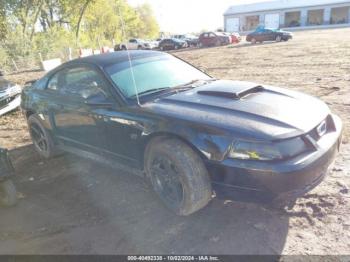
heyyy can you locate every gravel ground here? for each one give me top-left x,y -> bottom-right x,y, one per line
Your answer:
0,28 -> 349,255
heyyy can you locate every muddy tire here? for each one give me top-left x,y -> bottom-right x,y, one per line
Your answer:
0,180 -> 17,207
28,115 -> 60,159
145,138 -> 212,216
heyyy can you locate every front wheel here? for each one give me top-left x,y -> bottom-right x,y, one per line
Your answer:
251,38 -> 257,44
145,138 -> 212,216
276,35 -> 282,42
28,115 -> 60,159
0,180 -> 17,207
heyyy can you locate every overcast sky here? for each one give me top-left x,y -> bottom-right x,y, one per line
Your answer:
127,0 -> 272,33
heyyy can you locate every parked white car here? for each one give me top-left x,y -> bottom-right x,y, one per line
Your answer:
117,39 -> 151,51
0,75 -> 21,116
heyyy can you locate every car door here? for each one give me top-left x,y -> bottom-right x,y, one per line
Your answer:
170,39 -> 177,50
164,39 -> 172,50
46,65 -> 112,154
253,31 -> 263,41
200,33 -> 209,46
208,33 -> 217,45
264,29 -> 275,41
128,39 -> 137,49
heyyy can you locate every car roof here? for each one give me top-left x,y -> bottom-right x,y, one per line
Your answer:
65,50 -> 168,68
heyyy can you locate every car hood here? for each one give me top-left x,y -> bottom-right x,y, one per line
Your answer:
0,78 -> 14,91
143,80 -> 330,140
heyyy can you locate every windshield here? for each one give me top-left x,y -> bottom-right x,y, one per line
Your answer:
105,55 -> 211,98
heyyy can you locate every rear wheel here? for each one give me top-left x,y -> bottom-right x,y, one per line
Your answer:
121,46 -> 127,50
137,45 -> 143,50
28,115 -> 60,159
0,180 -> 17,207
145,138 -> 212,216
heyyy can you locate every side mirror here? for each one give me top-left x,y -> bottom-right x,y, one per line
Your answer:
84,91 -> 114,108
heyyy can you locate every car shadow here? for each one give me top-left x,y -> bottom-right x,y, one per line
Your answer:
0,144 -> 290,254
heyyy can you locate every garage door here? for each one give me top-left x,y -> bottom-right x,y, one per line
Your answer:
265,13 -> 280,29
226,17 -> 240,32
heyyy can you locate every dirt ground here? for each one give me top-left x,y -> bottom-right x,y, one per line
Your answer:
0,28 -> 349,255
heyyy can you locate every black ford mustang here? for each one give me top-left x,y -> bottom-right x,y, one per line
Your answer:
21,51 -> 342,215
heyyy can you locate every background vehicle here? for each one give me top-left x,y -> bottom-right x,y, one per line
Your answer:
230,32 -> 241,43
21,51 -> 342,216
158,38 -> 187,51
246,27 -> 293,44
198,32 -> 231,47
146,39 -> 159,49
0,75 -> 21,116
117,39 -> 151,50
0,148 -> 17,207
222,32 -> 241,44
173,34 -> 199,47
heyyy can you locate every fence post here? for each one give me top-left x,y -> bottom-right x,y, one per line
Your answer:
38,52 -> 43,63
68,47 -> 72,60
11,59 -> 18,72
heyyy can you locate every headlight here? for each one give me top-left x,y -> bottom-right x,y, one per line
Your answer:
228,137 -> 308,161
6,84 -> 21,96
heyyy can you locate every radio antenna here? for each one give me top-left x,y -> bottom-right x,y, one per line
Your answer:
117,5 -> 141,106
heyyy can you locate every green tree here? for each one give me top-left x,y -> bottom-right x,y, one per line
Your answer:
135,3 -> 159,39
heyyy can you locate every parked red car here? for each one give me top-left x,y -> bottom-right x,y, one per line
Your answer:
198,32 -> 231,47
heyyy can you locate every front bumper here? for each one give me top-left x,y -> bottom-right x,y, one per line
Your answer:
0,93 -> 21,116
207,114 -> 342,203
283,34 -> 293,40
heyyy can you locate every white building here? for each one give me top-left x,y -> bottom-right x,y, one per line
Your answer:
224,0 -> 350,32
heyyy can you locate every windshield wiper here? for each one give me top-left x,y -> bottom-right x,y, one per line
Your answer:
131,79 -> 216,99
131,87 -> 170,98
172,78 -> 217,91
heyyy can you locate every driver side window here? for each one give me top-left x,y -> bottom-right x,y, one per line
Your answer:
47,67 -> 110,100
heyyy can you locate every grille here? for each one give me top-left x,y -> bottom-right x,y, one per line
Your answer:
0,95 -> 16,110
